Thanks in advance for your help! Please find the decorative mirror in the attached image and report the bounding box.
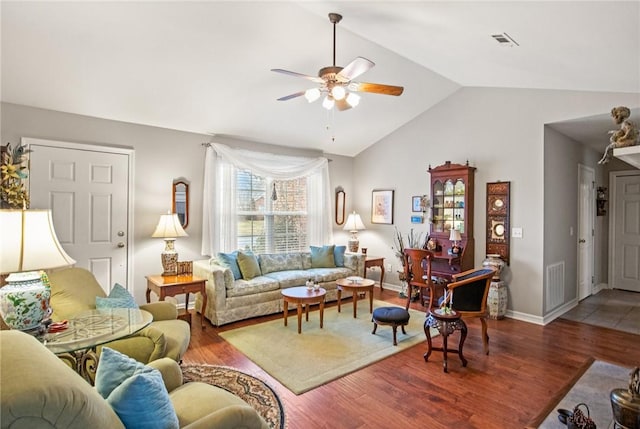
[335,187,345,225]
[173,179,189,229]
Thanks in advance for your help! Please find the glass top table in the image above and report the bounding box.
[42,308,153,383]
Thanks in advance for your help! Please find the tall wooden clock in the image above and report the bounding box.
[486,181,510,264]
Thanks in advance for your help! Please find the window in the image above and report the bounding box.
[236,170,308,253]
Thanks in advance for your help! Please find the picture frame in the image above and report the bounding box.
[412,196,422,212]
[371,189,394,224]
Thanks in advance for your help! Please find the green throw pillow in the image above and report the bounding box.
[96,283,138,309]
[237,250,262,280]
[217,251,242,280]
[310,245,336,268]
[334,245,346,267]
[96,347,179,429]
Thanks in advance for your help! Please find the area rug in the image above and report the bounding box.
[219,300,432,394]
[527,358,633,428]
[181,364,286,429]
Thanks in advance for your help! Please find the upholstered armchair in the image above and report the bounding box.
[47,267,191,363]
[0,330,269,429]
[439,267,494,355]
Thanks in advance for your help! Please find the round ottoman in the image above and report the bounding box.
[371,306,411,346]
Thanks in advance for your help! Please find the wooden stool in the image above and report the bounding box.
[372,307,410,346]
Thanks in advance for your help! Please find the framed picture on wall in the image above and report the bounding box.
[371,189,394,224]
[412,196,422,212]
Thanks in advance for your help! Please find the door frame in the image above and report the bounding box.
[23,137,135,288]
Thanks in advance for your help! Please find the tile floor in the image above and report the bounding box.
[561,288,640,335]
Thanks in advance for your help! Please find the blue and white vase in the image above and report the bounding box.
[0,271,51,331]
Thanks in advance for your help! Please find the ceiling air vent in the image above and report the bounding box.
[491,32,519,47]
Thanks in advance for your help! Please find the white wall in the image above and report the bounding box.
[1,102,352,304]
[351,87,639,320]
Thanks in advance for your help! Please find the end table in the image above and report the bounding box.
[145,274,207,329]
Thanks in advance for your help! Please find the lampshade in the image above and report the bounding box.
[0,209,76,274]
[449,229,462,242]
[343,212,365,232]
[152,213,188,239]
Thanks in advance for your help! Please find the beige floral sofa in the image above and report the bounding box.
[193,250,365,326]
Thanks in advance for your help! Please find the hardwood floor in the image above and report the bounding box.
[183,288,640,429]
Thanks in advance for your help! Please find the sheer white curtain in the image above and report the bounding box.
[201,143,333,256]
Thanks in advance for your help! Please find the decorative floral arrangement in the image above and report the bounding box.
[0,142,30,208]
[391,226,426,265]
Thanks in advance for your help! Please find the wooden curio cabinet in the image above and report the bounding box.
[429,161,476,281]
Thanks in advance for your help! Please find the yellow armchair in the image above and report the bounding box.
[47,267,190,363]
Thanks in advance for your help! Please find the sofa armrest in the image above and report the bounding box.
[193,259,231,319]
[139,301,178,320]
[344,253,366,277]
[102,325,167,363]
[182,405,269,429]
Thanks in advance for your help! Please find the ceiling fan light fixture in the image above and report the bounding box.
[331,85,346,100]
[304,88,321,103]
[322,95,335,110]
[346,92,360,107]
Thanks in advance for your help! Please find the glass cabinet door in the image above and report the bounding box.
[432,180,444,232]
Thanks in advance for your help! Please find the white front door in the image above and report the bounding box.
[577,164,595,300]
[26,138,133,292]
[611,171,640,292]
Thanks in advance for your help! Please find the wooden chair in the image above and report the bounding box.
[403,248,439,310]
[440,268,494,355]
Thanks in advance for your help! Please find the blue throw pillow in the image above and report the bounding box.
[96,283,138,309]
[334,245,346,267]
[96,348,179,429]
[217,251,242,280]
[310,245,336,268]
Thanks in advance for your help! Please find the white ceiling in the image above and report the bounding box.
[2,1,639,157]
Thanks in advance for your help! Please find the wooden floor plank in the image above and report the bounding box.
[183,288,639,429]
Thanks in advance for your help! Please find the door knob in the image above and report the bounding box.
[117,242,125,248]
[578,239,586,243]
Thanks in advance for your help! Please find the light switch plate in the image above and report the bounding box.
[512,227,523,238]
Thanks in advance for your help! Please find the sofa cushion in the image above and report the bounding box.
[262,270,310,289]
[217,251,242,280]
[259,253,304,275]
[96,347,179,429]
[305,267,354,283]
[96,283,138,309]
[237,251,262,280]
[334,245,347,267]
[227,276,281,298]
[310,245,336,268]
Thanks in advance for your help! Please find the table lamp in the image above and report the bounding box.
[449,228,462,255]
[152,212,188,276]
[0,209,76,331]
[343,211,365,253]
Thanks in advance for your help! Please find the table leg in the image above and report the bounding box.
[352,289,358,318]
[442,321,449,373]
[145,286,151,303]
[296,303,303,334]
[368,287,373,314]
[319,298,325,329]
[337,288,342,312]
[423,320,433,362]
[380,264,385,291]
[283,300,289,327]
[305,303,309,321]
[459,321,468,367]
[200,287,207,329]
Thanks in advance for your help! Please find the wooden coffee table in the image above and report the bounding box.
[281,286,326,334]
[335,278,376,318]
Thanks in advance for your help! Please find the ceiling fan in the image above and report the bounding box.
[271,13,404,111]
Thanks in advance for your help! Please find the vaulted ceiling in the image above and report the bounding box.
[2,1,639,156]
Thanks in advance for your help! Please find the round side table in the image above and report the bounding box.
[424,308,468,373]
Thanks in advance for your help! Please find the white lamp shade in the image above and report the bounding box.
[343,212,366,232]
[0,209,76,274]
[449,229,462,241]
[152,213,188,239]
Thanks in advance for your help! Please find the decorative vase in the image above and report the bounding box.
[483,254,508,320]
[0,271,51,331]
[611,367,640,429]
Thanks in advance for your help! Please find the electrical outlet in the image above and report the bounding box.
[512,227,523,238]
[387,263,393,271]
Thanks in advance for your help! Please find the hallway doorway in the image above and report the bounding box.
[561,289,640,335]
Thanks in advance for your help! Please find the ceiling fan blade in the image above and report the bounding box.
[351,82,404,96]
[271,69,324,84]
[336,57,375,81]
[277,91,306,101]
[335,98,352,111]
